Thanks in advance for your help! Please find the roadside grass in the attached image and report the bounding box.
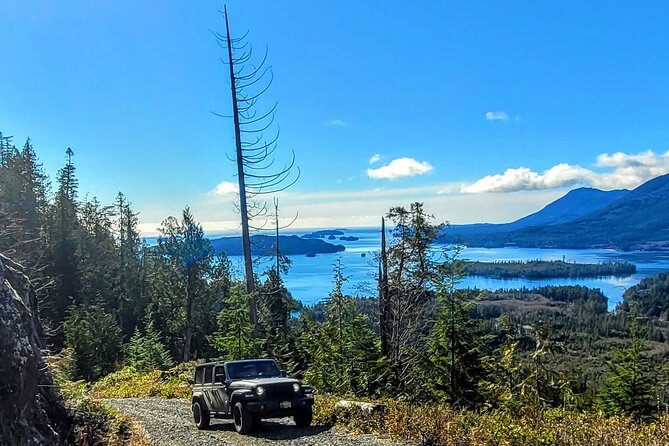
[315,399,669,446]
[92,362,195,399]
[49,352,151,446]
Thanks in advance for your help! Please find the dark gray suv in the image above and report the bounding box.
[191,359,314,434]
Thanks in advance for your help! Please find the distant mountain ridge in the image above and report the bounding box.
[440,174,669,250]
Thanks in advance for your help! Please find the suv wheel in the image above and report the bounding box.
[294,406,313,427]
[192,401,210,430]
[233,402,254,434]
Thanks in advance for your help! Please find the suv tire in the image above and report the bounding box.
[294,406,313,427]
[192,401,210,430]
[233,402,254,434]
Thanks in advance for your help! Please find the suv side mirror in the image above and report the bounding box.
[280,369,287,377]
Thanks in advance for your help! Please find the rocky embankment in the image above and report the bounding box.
[0,254,72,445]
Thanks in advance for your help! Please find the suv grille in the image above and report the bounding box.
[264,383,295,400]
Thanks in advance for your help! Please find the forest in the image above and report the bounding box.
[2,132,669,444]
[464,259,637,279]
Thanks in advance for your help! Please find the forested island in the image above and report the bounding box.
[464,259,636,279]
[209,234,345,256]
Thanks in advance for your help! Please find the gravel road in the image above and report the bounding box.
[107,398,397,446]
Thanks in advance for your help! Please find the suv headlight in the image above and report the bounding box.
[256,386,265,396]
[293,383,301,393]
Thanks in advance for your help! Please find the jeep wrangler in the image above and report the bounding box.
[191,359,314,434]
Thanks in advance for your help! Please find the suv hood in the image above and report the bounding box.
[230,377,299,387]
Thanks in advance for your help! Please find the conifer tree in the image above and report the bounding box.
[45,148,81,342]
[303,261,386,396]
[384,202,443,391]
[64,302,123,381]
[126,321,174,372]
[150,208,214,361]
[114,192,144,337]
[598,322,656,420]
[211,284,262,360]
[428,248,488,407]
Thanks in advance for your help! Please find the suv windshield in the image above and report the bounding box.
[227,360,281,379]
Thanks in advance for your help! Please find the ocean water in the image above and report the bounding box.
[149,228,669,310]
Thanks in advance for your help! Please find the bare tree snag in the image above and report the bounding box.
[215,6,299,332]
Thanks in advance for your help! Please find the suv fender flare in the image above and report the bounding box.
[230,389,254,406]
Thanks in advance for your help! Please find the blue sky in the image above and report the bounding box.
[2,1,669,234]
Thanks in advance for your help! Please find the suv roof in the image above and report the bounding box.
[195,358,277,369]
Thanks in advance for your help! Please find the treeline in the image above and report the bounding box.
[1,132,667,423]
[464,259,636,279]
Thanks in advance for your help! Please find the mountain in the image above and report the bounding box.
[209,234,345,256]
[442,187,629,241]
[511,187,630,228]
[441,174,669,250]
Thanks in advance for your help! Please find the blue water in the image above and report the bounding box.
[148,228,669,310]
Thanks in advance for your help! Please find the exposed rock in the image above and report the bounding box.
[0,254,72,445]
[335,400,385,415]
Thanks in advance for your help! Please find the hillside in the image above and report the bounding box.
[209,234,346,256]
[441,174,669,250]
[442,187,628,241]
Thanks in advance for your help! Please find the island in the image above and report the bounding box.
[209,235,345,256]
[340,236,360,241]
[301,230,345,239]
[464,260,636,279]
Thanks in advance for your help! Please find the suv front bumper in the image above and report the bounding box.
[244,396,314,418]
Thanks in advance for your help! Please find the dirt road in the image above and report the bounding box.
[107,398,396,446]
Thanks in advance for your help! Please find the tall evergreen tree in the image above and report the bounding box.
[114,192,144,337]
[149,208,214,361]
[45,148,81,342]
[211,284,263,360]
[428,248,488,407]
[598,322,656,420]
[384,202,442,391]
[303,261,386,396]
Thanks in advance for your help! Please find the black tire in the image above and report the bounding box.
[293,406,313,427]
[233,402,254,434]
[252,413,262,429]
[192,401,210,430]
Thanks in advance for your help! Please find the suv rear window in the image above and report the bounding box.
[195,367,204,384]
[204,366,213,383]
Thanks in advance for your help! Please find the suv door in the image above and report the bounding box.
[211,365,230,413]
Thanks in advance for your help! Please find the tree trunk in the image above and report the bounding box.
[224,7,258,331]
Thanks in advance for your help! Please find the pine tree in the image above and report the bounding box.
[598,323,656,420]
[78,197,117,307]
[45,148,81,343]
[303,261,387,396]
[384,202,443,392]
[64,302,123,381]
[126,321,174,372]
[428,247,489,407]
[210,284,263,360]
[150,208,214,361]
[114,192,144,337]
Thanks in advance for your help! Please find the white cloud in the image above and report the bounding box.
[212,181,239,196]
[327,119,348,127]
[486,111,509,122]
[369,153,382,164]
[462,150,669,193]
[367,157,434,180]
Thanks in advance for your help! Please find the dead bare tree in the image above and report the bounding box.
[214,6,299,331]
